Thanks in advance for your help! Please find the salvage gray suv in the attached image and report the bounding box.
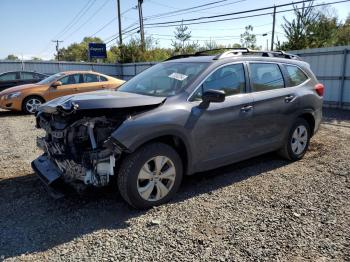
[32,49,324,209]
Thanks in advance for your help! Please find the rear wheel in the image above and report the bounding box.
[22,96,44,114]
[117,143,183,209]
[278,118,311,161]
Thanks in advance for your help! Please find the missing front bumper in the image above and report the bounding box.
[31,154,66,199]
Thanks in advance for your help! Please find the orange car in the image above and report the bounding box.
[0,71,125,113]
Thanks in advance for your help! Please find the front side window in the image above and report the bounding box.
[285,65,308,87]
[250,63,284,92]
[84,74,99,83]
[38,73,65,84]
[0,72,18,81]
[118,62,209,97]
[193,63,245,100]
[60,74,84,85]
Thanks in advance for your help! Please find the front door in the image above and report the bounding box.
[190,63,255,172]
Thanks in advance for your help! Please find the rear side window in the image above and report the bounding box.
[60,74,84,85]
[285,65,308,86]
[250,63,284,92]
[84,74,99,83]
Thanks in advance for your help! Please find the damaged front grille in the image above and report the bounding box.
[36,113,124,189]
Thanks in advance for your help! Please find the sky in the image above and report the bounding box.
[0,0,349,60]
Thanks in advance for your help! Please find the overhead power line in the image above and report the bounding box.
[104,0,349,48]
[144,0,315,26]
[53,0,94,40]
[145,0,247,21]
[57,0,97,39]
[90,7,135,37]
[144,0,236,20]
[63,0,110,41]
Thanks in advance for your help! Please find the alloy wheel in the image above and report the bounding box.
[25,98,42,113]
[291,125,308,155]
[137,156,176,202]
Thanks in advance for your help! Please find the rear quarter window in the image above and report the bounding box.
[285,65,309,87]
[99,75,108,82]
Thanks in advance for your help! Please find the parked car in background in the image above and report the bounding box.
[32,49,324,209]
[0,71,48,91]
[0,71,125,113]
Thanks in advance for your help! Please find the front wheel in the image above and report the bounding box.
[117,143,183,209]
[22,96,44,114]
[278,118,311,161]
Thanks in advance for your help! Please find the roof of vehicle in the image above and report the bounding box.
[166,55,309,67]
[59,70,107,75]
[164,48,309,67]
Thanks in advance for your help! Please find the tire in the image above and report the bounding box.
[118,142,183,209]
[278,118,311,161]
[22,96,45,114]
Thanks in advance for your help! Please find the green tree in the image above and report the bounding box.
[31,57,43,61]
[172,21,198,54]
[5,54,19,60]
[240,25,257,49]
[336,15,350,45]
[57,37,103,62]
[278,2,347,50]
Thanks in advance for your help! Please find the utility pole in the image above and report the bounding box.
[52,40,63,61]
[137,0,145,50]
[117,0,122,46]
[271,5,276,51]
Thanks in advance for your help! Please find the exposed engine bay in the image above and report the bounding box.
[36,112,124,190]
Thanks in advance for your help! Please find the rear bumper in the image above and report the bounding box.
[31,154,66,199]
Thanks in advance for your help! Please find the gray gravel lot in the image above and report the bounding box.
[0,108,349,261]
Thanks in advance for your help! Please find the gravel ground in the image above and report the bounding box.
[0,108,349,261]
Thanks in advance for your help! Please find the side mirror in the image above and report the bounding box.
[51,81,62,88]
[202,89,225,103]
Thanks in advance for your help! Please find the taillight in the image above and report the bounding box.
[315,83,324,96]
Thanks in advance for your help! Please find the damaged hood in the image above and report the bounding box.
[39,90,166,114]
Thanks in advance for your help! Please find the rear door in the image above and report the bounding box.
[77,73,105,93]
[190,63,255,171]
[48,73,83,100]
[248,62,299,150]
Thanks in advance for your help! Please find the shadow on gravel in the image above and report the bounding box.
[0,110,27,117]
[0,152,289,259]
[322,108,350,123]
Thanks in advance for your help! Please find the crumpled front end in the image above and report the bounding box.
[31,91,166,197]
[32,112,124,197]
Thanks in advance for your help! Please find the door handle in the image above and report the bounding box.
[241,105,253,112]
[284,95,295,103]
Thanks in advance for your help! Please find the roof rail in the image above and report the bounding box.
[165,48,300,61]
[194,47,249,56]
[214,49,300,60]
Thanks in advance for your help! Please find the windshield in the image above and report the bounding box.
[118,62,209,97]
[38,72,65,84]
